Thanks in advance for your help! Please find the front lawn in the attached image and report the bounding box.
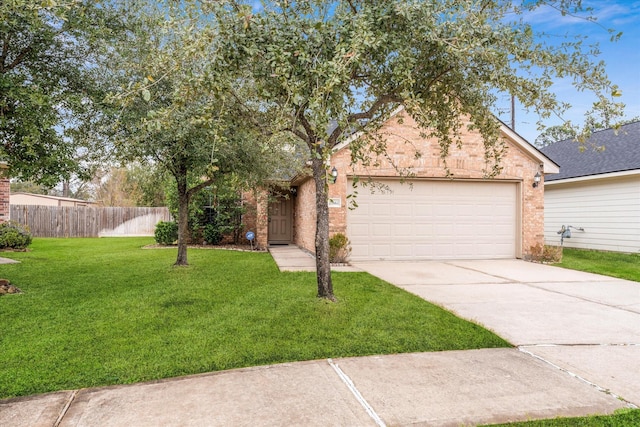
[557,248,640,282]
[0,238,509,398]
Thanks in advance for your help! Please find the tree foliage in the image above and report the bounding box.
[94,165,167,207]
[212,0,625,300]
[0,0,125,185]
[535,116,640,148]
[108,1,297,265]
[535,125,577,148]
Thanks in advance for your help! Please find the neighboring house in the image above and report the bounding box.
[540,121,640,252]
[10,192,97,207]
[246,109,559,261]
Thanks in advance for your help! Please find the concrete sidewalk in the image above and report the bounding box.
[0,349,628,427]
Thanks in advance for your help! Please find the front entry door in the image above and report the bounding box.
[268,198,293,244]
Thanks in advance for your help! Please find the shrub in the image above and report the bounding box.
[154,221,178,245]
[528,244,563,263]
[164,177,246,244]
[0,221,32,250]
[329,233,351,263]
[203,223,223,245]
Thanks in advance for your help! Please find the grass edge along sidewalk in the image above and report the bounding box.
[484,407,640,426]
[0,237,509,399]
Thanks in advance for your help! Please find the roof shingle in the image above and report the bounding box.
[540,121,640,181]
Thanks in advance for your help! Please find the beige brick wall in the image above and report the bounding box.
[294,111,545,258]
[0,178,8,223]
[292,178,317,252]
[242,189,268,249]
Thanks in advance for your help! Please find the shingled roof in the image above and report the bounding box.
[540,121,640,182]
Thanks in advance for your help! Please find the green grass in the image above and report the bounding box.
[557,248,640,282]
[0,238,509,399]
[484,408,640,426]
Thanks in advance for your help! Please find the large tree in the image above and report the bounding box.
[214,0,624,300]
[0,0,125,186]
[109,1,294,265]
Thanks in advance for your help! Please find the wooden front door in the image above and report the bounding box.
[268,198,293,244]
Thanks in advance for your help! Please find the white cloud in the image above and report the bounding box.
[522,1,640,32]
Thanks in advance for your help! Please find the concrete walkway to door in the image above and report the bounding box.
[354,259,640,408]
[269,244,361,272]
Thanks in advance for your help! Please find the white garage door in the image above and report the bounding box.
[347,179,517,261]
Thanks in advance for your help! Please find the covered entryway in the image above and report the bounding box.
[347,179,518,261]
[268,197,293,244]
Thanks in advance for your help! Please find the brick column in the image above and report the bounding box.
[0,163,9,223]
[255,189,269,250]
[241,188,269,250]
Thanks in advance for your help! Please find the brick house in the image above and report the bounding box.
[246,109,559,261]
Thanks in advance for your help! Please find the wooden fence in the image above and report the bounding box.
[10,205,172,238]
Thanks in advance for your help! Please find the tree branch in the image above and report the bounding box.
[0,33,11,73]
[324,94,403,148]
[347,93,402,123]
[326,125,344,148]
[425,66,454,91]
[347,0,358,14]
[187,177,216,198]
[287,126,309,143]
[5,45,32,72]
[227,87,277,137]
[297,111,317,149]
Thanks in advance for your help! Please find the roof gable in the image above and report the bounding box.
[334,107,559,174]
[540,121,640,181]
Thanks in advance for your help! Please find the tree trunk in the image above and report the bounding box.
[62,180,70,198]
[175,172,190,266]
[312,158,335,301]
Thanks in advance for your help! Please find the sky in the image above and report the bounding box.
[495,0,640,143]
[247,1,639,144]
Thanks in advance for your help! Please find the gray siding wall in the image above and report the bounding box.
[543,175,640,252]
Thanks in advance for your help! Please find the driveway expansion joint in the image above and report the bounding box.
[327,358,386,427]
[53,389,77,427]
[523,282,640,314]
[443,261,517,283]
[518,347,639,409]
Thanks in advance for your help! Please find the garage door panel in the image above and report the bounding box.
[414,243,434,256]
[372,224,391,237]
[394,224,412,236]
[433,243,454,257]
[347,179,517,261]
[394,203,413,215]
[393,244,413,257]
[414,204,433,215]
[457,224,476,236]
[350,223,369,237]
[371,244,391,257]
[434,224,454,236]
[413,223,433,235]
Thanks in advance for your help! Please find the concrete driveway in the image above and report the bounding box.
[354,259,640,407]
